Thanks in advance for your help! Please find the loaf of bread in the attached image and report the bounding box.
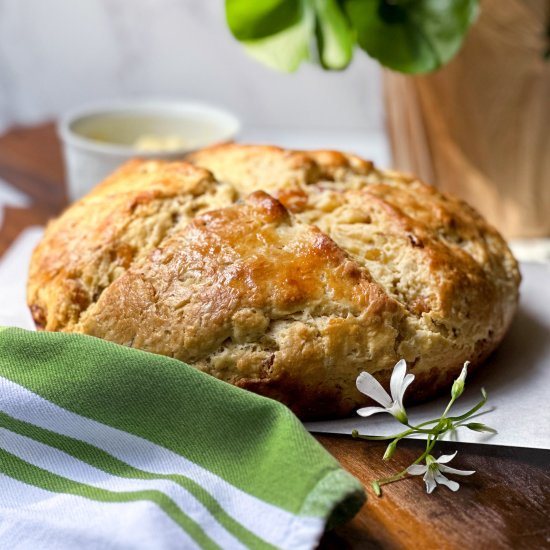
[27,145,520,419]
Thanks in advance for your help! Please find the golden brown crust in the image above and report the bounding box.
[28,160,236,331]
[27,145,521,419]
[76,192,405,418]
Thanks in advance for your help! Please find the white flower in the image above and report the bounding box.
[406,452,475,494]
[356,359,415,423]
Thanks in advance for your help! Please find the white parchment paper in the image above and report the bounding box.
[1,228,549,449]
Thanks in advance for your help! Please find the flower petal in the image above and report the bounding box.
[356,372,392,408]
[356,406,388,418]
[434,472,460,492]
[407,464,427,476]
[435,451,458,464]
[389,359,407,403]
[438,465,476,476]
[458,362,469,383]
[397,373,415,410]
[423,469,437,494]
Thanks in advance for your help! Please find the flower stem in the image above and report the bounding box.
[403,421,440,433]
[373,426,443,495]
[354,416,443,441]
[352,427,416,441]
[448,390,488,422]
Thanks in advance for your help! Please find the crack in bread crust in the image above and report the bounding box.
[27,160,236,331]
[27,146,520,419]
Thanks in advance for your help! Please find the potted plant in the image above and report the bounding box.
[225,0,550,239]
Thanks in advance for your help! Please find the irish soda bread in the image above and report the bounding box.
[27,145,520,419]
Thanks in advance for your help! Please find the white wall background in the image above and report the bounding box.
[0,0,385,134]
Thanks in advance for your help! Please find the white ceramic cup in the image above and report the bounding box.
[58,99,240,202]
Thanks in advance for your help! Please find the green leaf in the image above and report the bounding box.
[226,0,478,74]
[314,0,354,69]
[466,423,497,434]
[343,0,479,74]
[241,8,315,73]
[226,0,302,41]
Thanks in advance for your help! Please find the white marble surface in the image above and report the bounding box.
[0,0,384,134]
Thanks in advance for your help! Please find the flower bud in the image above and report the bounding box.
[451,361,469,400]
[383,440,398,461]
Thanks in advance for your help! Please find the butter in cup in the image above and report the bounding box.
[58,100,240,202]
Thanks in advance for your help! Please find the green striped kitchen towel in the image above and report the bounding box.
[0,327,364,549]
